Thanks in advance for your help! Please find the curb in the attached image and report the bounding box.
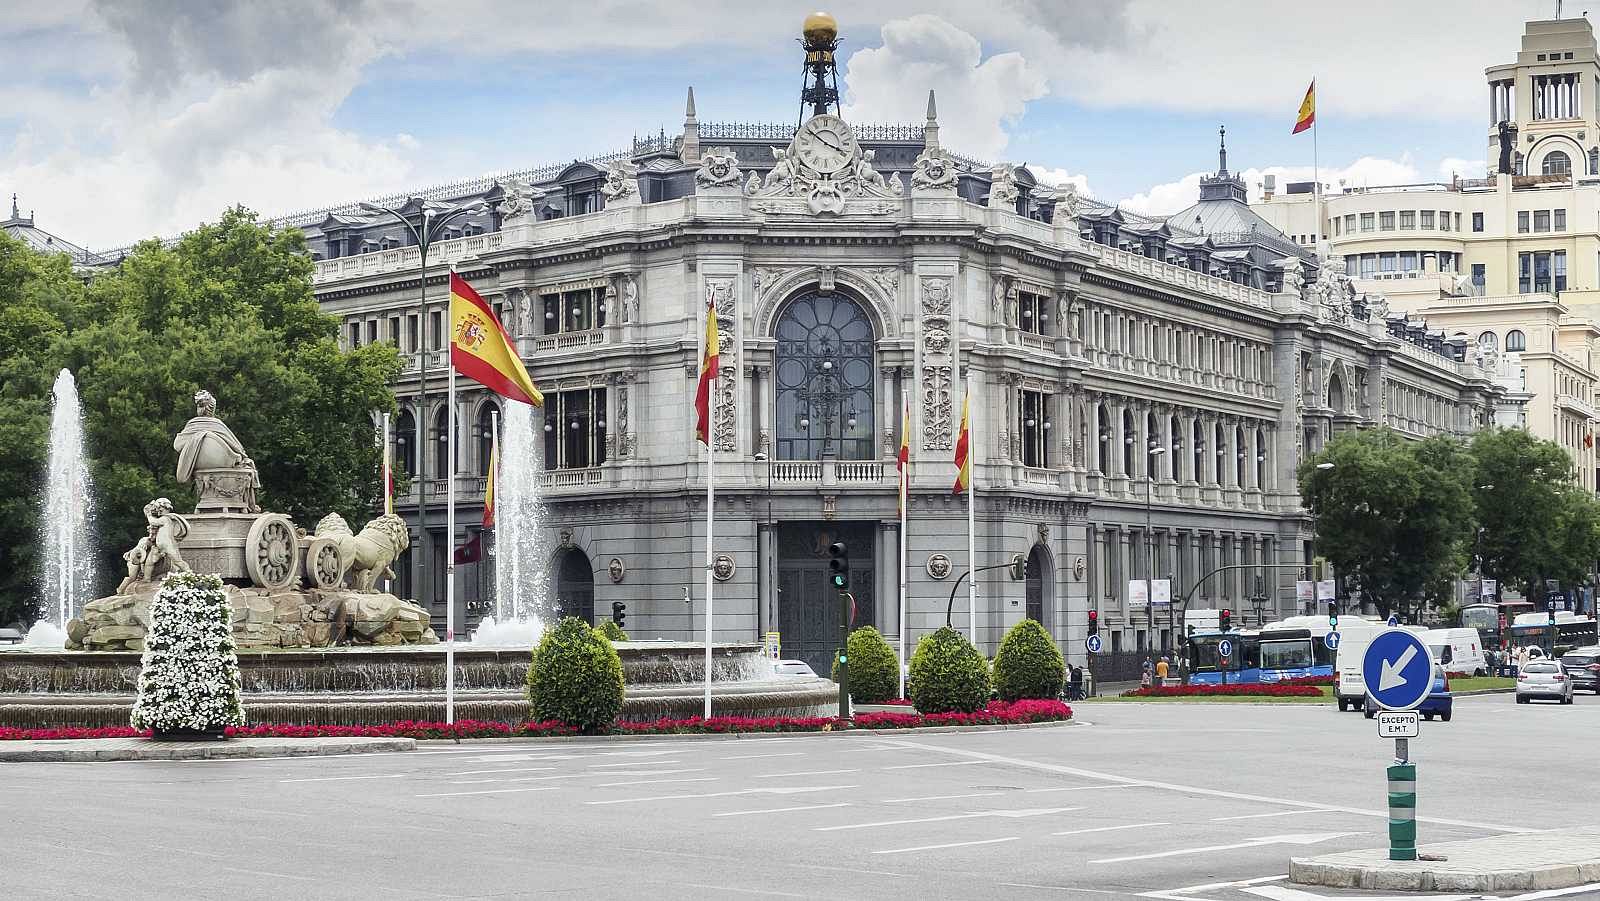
[1451,687,1515,697]
[0,736,415,762]
[1290,856,1600,892]
[414,718,1078,744]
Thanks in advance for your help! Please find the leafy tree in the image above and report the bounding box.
[993,618,1066,701]
[1300,429,1474,619]
[527,617,625,732]
[1469,428,1600,600]
[0,209,401,622]
[908,626,990,713]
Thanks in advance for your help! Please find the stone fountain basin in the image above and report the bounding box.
[0,642,838,728]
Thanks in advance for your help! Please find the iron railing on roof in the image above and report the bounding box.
[699,122,796,140]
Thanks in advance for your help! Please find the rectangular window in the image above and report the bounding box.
[366,320,378,345]
[1360,213,1375,232]
[1359,254,1377,277]
[1421,210,1435,229]
[1472,212,1484,232]
[406,314,419,352]
[1471,263,1486,288]
[388,316,401,345]
[1455,213,1461,231]
[1019,390,1050,468]
[1518,211,1530,233]
[429,310,443,350]
[1018,290,1050,336]
[542,387,608,470]
[1399,210,1416,229]
[1555,250,1568,291]
[1399,251,1419,271]
[1379,252,1398,272]
[1534,209,1551,232]
[1555,208,1566,231]
[1344,254,1359,274]
[1344,214,1356,234]
[1518,253,1530,292]
[348,322,361,348]
[1379,211,1396,230]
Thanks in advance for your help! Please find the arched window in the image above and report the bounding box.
[774,292,876,460]
[1327,371,1345,413]
[1478,331,1499,352]
[1234,425,1246,486]
[1213,422,1226,486]
[1024,546,1049,624]
[431,408,450,478]
[553,547,595,623]
[1096,406,1111,475]
[1146,411,1161,478]
[1506,329,1527,352]
[1542,150,1572,176]
[476,402,500,475]
[1255,428,1267,488]
[1168,414,1182,479]
[395,410,417,478]
[1191,419,1204,483]
[1122,408,1138,477]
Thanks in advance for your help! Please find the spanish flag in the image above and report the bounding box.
[952,387,971,495]
[694,289,719,446]
[450,272,543,407]
[1292,79,1316,135]
[482,439,497,529]
[897,393,911,515]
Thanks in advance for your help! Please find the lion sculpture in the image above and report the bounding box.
[314,512,410,593]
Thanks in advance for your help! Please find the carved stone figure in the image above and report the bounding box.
[314,512,411,593]
[695,147,743,188]
[1497,120,1518,175]
[1053,183,1080,223]
[987,164,1020,208]
[1277,257,1306,297]
[494,178,544,223]
[621,275,639,322]
[600,160,640,205]
[750,117,901,216]
[853,148,887,191]
[765,147,797,190]
[888,171,905,195]
[921,277,952,317]
[744,172,762,195]
[174,390,261,513]
[122,498,190,588]
[911,146,957,191]
[924,326,951,354]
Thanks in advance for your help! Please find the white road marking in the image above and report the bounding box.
[1052,822,1169,837]
[1506,884,1600,900]
[839,745,920,753]
[817,807,1081,832]
[1025,784,1139,795]
[879,739,1534,834]
[442,767,557,777]
[276,773,405,784]
[713,803,852,818]
[594,749,689,758]
[719,752,805,760]
[1244,886,1474,901]
[588,760,682,768]
[678,882,809,898]
[447,774,590,785]
[872,836,1019,855]
[1211,809,1339,822]
[882,791,1005,803]
[753,769,859,778]
[587,784,859,805]
[1091,832,1358,865]
[883,760,990,770]
[415,786,559,798]
[578,768,705,777]
[595,777,719,787]
[1138,874,1287,900]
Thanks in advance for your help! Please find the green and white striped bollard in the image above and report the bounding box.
[1387,750,1417,861]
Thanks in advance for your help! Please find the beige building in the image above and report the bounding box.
[1254,16,1600,488]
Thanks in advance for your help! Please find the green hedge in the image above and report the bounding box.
[830,626,899,704]
[993,618,1064,701]
[908,626,990,713]
[598,620,630,643]
[526,617,624,732]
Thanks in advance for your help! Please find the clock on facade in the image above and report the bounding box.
[793,114,857,175]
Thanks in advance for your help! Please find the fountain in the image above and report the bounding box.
[472,401,551,648]
[26,370,95,648]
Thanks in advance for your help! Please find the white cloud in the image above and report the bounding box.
[1030,167,1096,199]
[1121,155,1441,217]
[1439,157,1487,180]
[842,15,1047,161]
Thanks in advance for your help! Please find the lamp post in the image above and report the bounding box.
[794,339,856,459]
[359,198,486,615]
[1146,439,1167,652]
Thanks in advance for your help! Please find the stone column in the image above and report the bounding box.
[876,520,898,634]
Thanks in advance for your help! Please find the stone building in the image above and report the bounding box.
[291,25,1508,672]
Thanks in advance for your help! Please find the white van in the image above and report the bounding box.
[1424,628,1487,677]
[1330,618,1386,711]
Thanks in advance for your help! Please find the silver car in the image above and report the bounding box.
[1516,660,1575,704]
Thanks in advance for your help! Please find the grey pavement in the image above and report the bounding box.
[0,735,414,762]
[3,692,1599,900]
[1292,828,1600,892]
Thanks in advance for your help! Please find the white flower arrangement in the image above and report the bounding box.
[130,571,246,734]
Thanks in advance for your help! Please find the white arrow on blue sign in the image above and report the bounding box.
[1085,634,1103,654]
[1218,638,1234,659]
[1361,629,1434,712]
[1323,631,1341,650]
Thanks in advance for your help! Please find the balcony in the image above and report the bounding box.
[1557,392,1598,420]
[768,459,889,486]
[528,330,606,354]
[1095,246,1274,311]
[537,467,605,489]
[313,233,503,285]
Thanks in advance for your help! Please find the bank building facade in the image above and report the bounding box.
[296,18,1508,674]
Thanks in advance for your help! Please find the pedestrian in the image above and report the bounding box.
[1156,656,1170,685]
[1141,656,1154,689]
[1068,665,1083,701]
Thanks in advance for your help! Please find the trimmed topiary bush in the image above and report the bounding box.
[599,620,630,643]
[993,618,1065,701]
[908,626,990,713]
[130,571,245,737]
[527,617,624,732]
[829,626,899,704]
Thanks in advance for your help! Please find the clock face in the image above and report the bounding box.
[794,114,857,175]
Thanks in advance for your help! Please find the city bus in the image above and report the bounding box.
[1507,612,1598,654]
[1184,629,1258,684]
[1458,602,1502,649]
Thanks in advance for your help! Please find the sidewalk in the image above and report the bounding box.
[0,736,414,762]
[1290,828,1600,892]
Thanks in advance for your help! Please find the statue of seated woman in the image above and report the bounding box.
[173,389,262,513]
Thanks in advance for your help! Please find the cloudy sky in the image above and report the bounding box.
[0,0,1564,249]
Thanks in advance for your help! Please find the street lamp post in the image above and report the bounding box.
[359,198,485,616]
[1145,439,1167,653]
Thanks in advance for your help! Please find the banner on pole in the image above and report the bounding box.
[1151,579,1171,605]
[1315,579,1336,602]
[1296,580,1315,604]
[1128,580,1150,607]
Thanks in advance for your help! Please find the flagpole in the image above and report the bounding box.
[1313,85,1322,245]
[445,267,458,726]
[966,385,977,645]
[703,329,716,722]
[898,393,909,700]
[490,407,500,622]
[381,411,392,594]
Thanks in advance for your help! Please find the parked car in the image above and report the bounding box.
[1365,664,1453,721]
[1516,660,1575,704]
[772,659,817,678]
[0,628,23,645]
[1559,647,1600,695]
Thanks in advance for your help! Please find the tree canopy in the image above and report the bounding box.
[1469,428,1600,599]
[0,208,400,626]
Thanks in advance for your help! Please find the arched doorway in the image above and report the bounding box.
[1024,545,1051,626]
[774,291,876,460]
[553,548,594,623]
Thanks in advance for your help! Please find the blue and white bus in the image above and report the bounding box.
[1187,615,1380,685]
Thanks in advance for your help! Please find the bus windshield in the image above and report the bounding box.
[1259,639,1314,671]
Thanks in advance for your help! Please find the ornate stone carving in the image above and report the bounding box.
[494,178,544,224]
[922,365,953,450]
[987,164,1020,209]
[608,558,625,584]
[175,390,261,514]
[123,498,190,588]
[608,274,639,323]
[694,147,743,188]
[911,146,958,192]
[1277,257,1306,296]
[748,118,901,216]
[926,553,953,580]
[744,172,762,195]
[921,277,952,319]
[924,326,951,355]
[600,160,640,206]
[859,266,899,298]
[712,554,736,581]
[1053,182,1080,224]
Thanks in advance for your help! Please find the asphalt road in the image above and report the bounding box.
[4,692,1599,901]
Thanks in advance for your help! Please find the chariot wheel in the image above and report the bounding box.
[246,513,300,590]
[304,536,344,589]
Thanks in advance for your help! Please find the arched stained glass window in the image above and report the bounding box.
[774,293,876,460]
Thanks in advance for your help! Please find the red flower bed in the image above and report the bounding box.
[1123,683,1323,698]
[1275,675,1335,686]
[0,701,1072,741]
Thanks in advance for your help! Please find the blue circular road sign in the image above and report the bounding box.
[1323,631,1341,650]
[1218,638,1234,659]
[1362,629,1434,711]
[1387,614,1399,627]
[1085,634,1103,654]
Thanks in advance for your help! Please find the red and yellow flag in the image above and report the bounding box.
[482,439,497,529]
[450,272,543,406]
[897,393,911,515]
[1291,79,1316,134]
[952,388,971,495]
[694,289,720,446]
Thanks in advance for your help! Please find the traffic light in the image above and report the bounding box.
[611,601,626,628]
[1548,599,1558,625]
[1219,608,1232,632]
[1087,609,1099,636]
[828,541,849,590]
[1008,553,1026,580]
[1327,599,1339,630]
